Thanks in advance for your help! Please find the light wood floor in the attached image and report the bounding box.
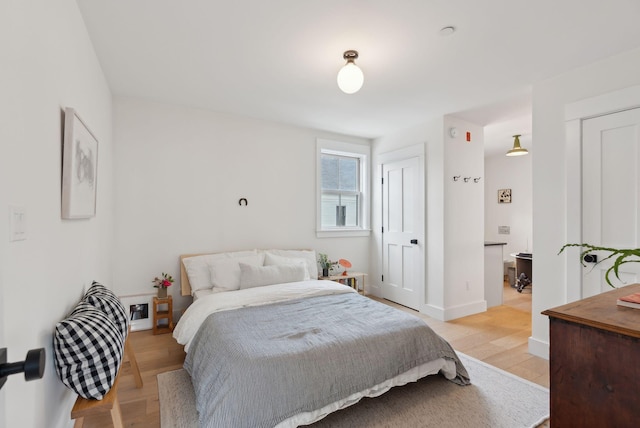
[80,282,548,427]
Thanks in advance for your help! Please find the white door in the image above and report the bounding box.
[582,107,640,297]
[382,156,424,309]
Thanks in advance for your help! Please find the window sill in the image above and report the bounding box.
[316,229,371,238]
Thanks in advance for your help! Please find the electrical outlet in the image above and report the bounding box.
[9,205,27,241]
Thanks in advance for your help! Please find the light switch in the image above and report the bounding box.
[9,205,27,241]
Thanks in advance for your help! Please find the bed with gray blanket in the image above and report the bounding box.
[174,280,469,428]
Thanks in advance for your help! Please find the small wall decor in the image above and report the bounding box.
[62,107,98,219]
[498,188,512,204]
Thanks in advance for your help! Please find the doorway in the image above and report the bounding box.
[565,85,640,301]
[581,107,640,297]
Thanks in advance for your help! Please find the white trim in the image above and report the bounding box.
[564,119,582,303]
[565,85,640,121]
[421,300,487,322]
[564,85,640,302]
[528,336,549,360]
[378,143,425,164]
[316,139,371,237]
[316,229,371,238]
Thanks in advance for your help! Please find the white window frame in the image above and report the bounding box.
[316,139,371,238]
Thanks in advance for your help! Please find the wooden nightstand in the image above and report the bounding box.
[152,296,174,335]
[320,272,367,296]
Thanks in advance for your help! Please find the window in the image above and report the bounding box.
[317,139,370,237]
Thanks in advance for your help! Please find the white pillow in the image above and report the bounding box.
[265,249,318,279]
[182,253,228,292]
[209,254,264,292]
[182,250,260,294]
[264,253,311,280]
[239,263,307,289]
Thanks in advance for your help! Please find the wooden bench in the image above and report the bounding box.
[71,333,143,428]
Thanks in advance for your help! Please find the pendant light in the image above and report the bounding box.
[337,50,364,94]
[506,134,528,156]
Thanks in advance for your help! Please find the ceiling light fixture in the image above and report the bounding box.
[506,134,529,156]
[337,50,364,94]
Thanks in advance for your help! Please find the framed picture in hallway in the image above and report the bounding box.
[62,107,98,219]
[498,188,511,204]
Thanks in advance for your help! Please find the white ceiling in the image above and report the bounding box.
[76,0,640,155]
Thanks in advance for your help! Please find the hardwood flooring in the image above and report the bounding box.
[80,282,548,427]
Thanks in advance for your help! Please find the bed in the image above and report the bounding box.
[173,249,470,428]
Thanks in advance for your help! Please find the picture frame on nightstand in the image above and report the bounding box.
[119,293,155,331]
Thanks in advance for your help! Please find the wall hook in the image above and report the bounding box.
[453,175,461,182]
[473,177,481,183]
[463,177,471,182]
[238,198,248,206]
[0,347,45,390]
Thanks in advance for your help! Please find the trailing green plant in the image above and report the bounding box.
[558,243,640,287]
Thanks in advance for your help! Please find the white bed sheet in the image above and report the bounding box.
[192,288,213,301]
[174,280,458,427]
[276,357,456,427]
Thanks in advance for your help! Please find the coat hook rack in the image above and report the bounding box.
[463,177,471,182]
[473,177,481,183]
[0,348,46,390]
[453,175,461,181]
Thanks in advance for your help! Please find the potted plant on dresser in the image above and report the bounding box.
[559,243,640,287]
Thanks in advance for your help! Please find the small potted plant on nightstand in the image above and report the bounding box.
[152,272,174,298]
[318,253,337,278]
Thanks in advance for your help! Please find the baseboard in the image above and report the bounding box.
[421,300,487,321]
[420,304,445,321]
[528,336,549,360]
[443,300,487,321]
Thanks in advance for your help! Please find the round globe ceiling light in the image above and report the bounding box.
[337,50,364,94]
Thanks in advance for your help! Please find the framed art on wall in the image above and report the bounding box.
[498,188,512,204]
[62,107,98,219]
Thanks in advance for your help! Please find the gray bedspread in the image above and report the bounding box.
[184,292,470,428]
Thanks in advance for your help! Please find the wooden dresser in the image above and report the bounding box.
[542,283,640,427]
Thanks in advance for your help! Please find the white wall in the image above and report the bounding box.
[372,115,485,321]
[0,1,113,427]
[112,97,372,311]
[530,47,640,358]
[484,152,533,260]
[442,116,485,319]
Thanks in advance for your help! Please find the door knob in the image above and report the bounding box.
[410,239,418,244]
[0,347,46,390]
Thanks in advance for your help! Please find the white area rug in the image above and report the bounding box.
[158,353,549,428]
